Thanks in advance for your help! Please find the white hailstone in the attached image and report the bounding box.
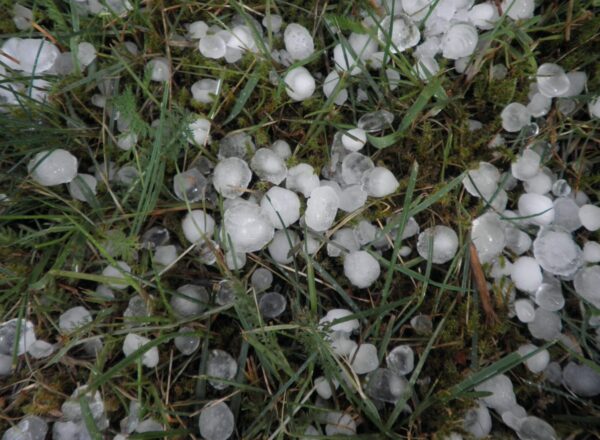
[182,210,215,244]
[463,162,500,199]
[332,43,361,75]
[527,93,552,117]
[27,339,54,359]
[386,68,401,90]
[13,4,33,30]
[153,245,178,267]
[514,299,535,323]
[251,268,273,292]
[501,0,535,20]
[323,70,348,105]
[315,376,339,399]
[559,71,587,97]
[212,157,252,199]
[27,149,78,186]
[188,118,211,146]
[76,42,97,68]
[350,343,379,374]
[416,226,459,264]
[415,37,441,59]
[136,419,164,433]
[589,96,600,118]
[199,35,227,59]
[116,131,138,151]
[260,186,300,229]
[284,67,316,101]
[361,167,399,197]
[468,2,499,29]
[386,345,414,376]
[0,354,11,376]
[271,139,292,159]
[341,152,374,185]
[327,229,360,258]
[441,23,478,60]
[284,23,314,61]
[59,306,92,333]
[401,0,431,20]
[349,32,378,61]
[343,251,380,288]
[583,241,600,263]
[207,349,238,390]
[325,412,357,436]
[3,415,48,440]
[527,308,562,340]
[303,232,321,255]
[251,148,287,184]
[286,164,320,197]
[330,333,358,357]
[377,14,421,52]
[147,57,170,82]
[471,213,506,264]
[305,186,339,232]
[225,250,246,270]
[533,226,583,277]
[573,190,590,207]
[535,278,565,312]
[68,174,98,202]
[518,193,555,226]
[1,38,60,73]
[191,79,219,103]
[414,56,440,80]
[341,128,367,152]
[511,149,541,180]
[463,404,492,439]
[218,132,255,159]
[199,401,235,440]
[501,102,531,132]
[338,185,368,212]
[188,21,209,39]
[517,417,558,440]
[354,220,377,246]
[536,63,570,98]
[123,333,159,368]
[523,169,553,194]
[562,362,600,397]
[262,14,283,33]
[101,261,132,289]
[475,374,517,413]
[227,25,256,52]
[574,265,600,309]
[320,309,359,334]
[268,230,299,264]
[579,204,600,231]
[511,256,542,293]
[0,319,36,356]
[224,201,274,253]
[517,343,550,373]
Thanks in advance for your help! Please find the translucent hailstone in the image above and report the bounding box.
[535,280,565,312]
[463,404,492,439]
[344,251,380,288]
[589,97,600,118]
[341,152,374,185]
[468,3,500,29]
[358,110,395,133]
[415,56,440,80]
[174,327,199,355]
[173,168,208,203]
[286,164,320,197]
[377,14,421,53]
[338,185,368,212]
[329,333,358,357]
[464,162,500,199]
[441,23,478,60]
[517,416,558,440]
[199,35,227,59]
[341,128,367,152]
[262,14,283,33]
[224,201,275,253]
[527,308,561,341]
[212,157,252,199]
[284,23,314,61]
[172,284,209,317]
[182,210,215,244]
[101,261,131,289]
[386,345,414,376]
[251,268,273,292]
[514,299,535,323]
[533,226,582,277]
[116,165,139,185]
[325,228,359,258]
[476,374,518,414]
[365,368,408,403]
[122,333,159,368]
[28,149,78,186]
[501,103,531,132]
[147,57,170,82]
[188,21,208,39]
[226,250,246,271]
[268,230,299,264]
[1,38,60,73]
[583,241,600,263]
[511,256,542,293]
[67,174,98,202]
[536,63,570,98]
[553,197,581,232]
[350,343,379,374]
[260,187,300,229]
[518,193,555,226]
[574,266,600,309]
[123,295,149,321]
[579,204,600,231]
[207,349,237,390]
[325,412,357,436]
[58,306,92,333]
[284,67,316,101]
[199,402,234,440]
[218,132,255,160]
[471,212,506,264]
[2,415,48,440]
[191,79,219,103]
[12,4,33,30]
[227,25,257,52]
[562,362,600,397]
[517,343,550,373]
[188,118,211,146]
[315,376,339,399]
[523,169,553,195]
[258,292,287,319]
[501,0,535,20]
[416,226,459,264]
[527,93,552,117]
[271,139,292,160]
[250,148,287,184]
[319,309,359,334]
[361,167,399,197]
[305,186,339,232]
[0,319,36,356]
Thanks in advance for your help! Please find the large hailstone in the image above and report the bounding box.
[28,149,78,186]
[191,79,219,103]
[574,265,600,309]
[377,15,421,53]
[260,186,300,229]
[511,256,542,293]
[323,70,348,105]
[182,210,216,244]
[471,212,506,264]
[250,148,287,184]
[284,67,316,101]
[305,186,339,232]
[199,402,235,440]
[101,261,132,289]
[284,23,314,61]
[416,226,459,264]
[223,201,274,253]
[122,333,159,368]
[532,226,582,277]
[333,43,361,75]
[1,38,60,73]
[518,193,555,226]
[361,166,399,197]
[441,24,478,60]
[344,251,381,288]
[501,0,535,20]
[536,63,570,98]
[501,102,531,132]
[212,157,252,199]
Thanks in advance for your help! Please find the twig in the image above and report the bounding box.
[469,242,498,325]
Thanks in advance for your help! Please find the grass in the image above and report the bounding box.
[1,0,600,438]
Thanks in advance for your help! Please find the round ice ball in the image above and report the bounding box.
[343,250,380,288]
[284,23,314,61]
[501,102,531,132]
[223,201,274,253]
[260,186,301,229]
[441,23,478,60]
[305,186,339,232]
[377,14,420,53]
[28,149,78,186]
[284,67,316,101]
[501,0,535,20]
[212,157,252,199]
[199,35,227,59]
[182,210,216,244]
[511,256,542,293]
[101,261,132,289]
[518,193,555,226]
[536,63,570,98]
[191,79,219,104]
[416,226,459,264]
[578,204,600,232]
[341,128,367,152]
[68,173,98,202]
[198,401,234,440]
[361,166,399,197]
